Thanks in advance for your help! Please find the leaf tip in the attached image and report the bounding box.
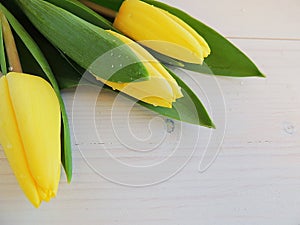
[259,72,266,78]
[210,122,216,129]
[200,118,216,129]
[205,122,216,129]
[67,174,72,183]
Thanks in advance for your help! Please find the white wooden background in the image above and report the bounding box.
[1,0,300,224]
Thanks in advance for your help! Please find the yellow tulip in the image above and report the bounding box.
[0,72,61,207]
[113,0,211,64]
[97,30,183,108]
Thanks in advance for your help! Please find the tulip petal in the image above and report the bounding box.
[159,9,211,58]
[113,0,206,64]
[6,72,61,200]
[0,75,41,207]
[99,31,183,108]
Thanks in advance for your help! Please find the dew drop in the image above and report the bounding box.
[111,65,115,68]
[110,52,114,56]
[119,64,123,67]
[8,66,13,72]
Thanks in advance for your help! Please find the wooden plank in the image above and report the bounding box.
[0,38,299,224]
[162,0,300,39]
[0,0,300,224]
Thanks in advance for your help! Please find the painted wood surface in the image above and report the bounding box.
[0,0,300,224]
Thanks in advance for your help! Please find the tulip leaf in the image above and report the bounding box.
[39,0,118,35]
[4,0,93,87]
[0,16,7,75]
[43,0,115,30]
[87,0,124,12]
[0,3,73,182]
[16,0,149,83]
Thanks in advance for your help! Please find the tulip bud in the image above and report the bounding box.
[97,31,183,108]
[113,0,211,64]
[0,72,61,207]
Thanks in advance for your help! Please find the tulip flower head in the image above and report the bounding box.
[97,31,183,108]
[0,72,61,207]
[113,0,211,64]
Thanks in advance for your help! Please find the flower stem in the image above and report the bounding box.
[78,0,117,18]
[0,13,7,76]
[1,13,22,73]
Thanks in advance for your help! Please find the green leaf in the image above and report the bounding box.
[0,14,7,75]
[141,0,265,77]
[16,35,85,89]
[44,0,115,30]
[0,3,73,182]
[16,0,149,83]
[87,0,124,12]
[3,0,94,87]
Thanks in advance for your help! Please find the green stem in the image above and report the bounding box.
[0,12,7,75]
[78,0,117,18]
[1,13,22,73]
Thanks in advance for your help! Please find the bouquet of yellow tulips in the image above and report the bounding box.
[0,0,263,207]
